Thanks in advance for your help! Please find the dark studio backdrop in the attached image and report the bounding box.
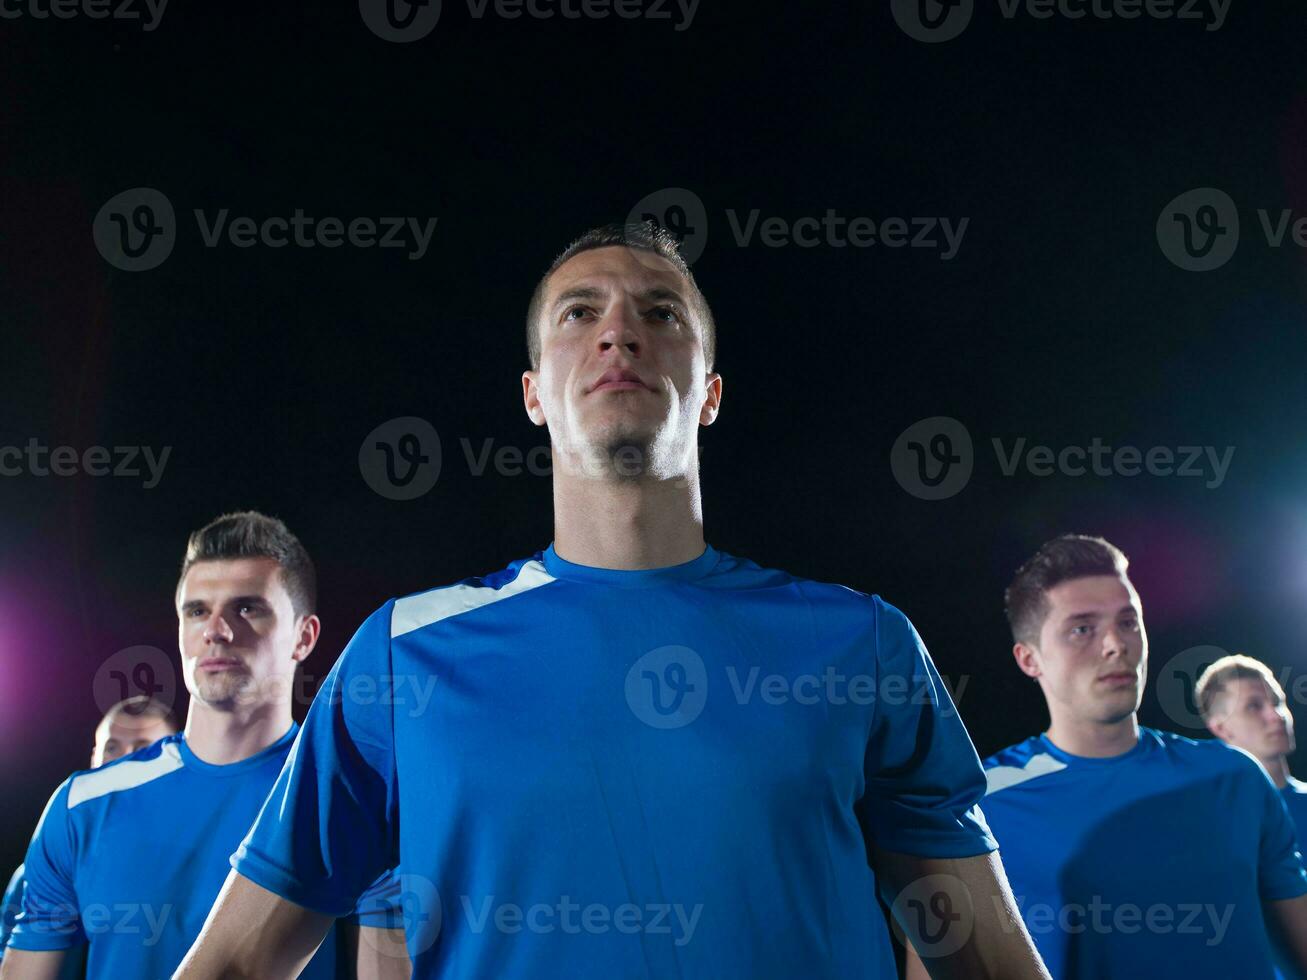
[3,0,1307,948]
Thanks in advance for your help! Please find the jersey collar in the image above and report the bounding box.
[542,543,720,588]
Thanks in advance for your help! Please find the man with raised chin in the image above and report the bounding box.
[176,224,1049,979]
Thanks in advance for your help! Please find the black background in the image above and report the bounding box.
[3,0,1307,950]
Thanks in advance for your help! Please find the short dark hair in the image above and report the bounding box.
[1004,534,1130,646]
[524,221,716,372]
[176,511,317,617]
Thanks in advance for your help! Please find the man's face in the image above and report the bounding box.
[176,557,317,711]
[522,246,721,479]
[1208,676,1295,764]
[91,713,175,768]
[1017,574,1147,727]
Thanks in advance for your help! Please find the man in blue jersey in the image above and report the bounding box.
[176,223,1050,978]
[0,696,177,976]
[0,512,402,980]
[1198,653,1307,979]
[1198,654,1307,833]
[909,534,1307,977]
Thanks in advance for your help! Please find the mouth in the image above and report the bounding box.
[588,368,651,394]
[198,658,244,672]
[1096,672,1136,687]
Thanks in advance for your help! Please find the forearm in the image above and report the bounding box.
[0,948,68,980]
[874,847,1051,980]
[173,871,333,979]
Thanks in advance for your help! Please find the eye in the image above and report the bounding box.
[563,306,593,323]
[1120,619,1140,633]
[1069,624,1092,637]
[645,305,680,323]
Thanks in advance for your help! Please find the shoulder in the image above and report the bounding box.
[1141,728,1279,795]
[981,736,1065,797]
[389,552,557,640]
[63,734,185,813]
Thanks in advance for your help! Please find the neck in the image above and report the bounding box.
[183,698,293,766]
[1260,753,1291,789]
[551,457,706,570]
[1045,711,1140,759]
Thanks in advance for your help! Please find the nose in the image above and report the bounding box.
[1100,624,1129,658]
[596,302,642,358]
[203,612,234,644]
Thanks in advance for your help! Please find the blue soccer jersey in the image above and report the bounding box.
[980,728,1307,977]
[1283,777,1307,845]
[8,724,377,978]
[233,544,996,978]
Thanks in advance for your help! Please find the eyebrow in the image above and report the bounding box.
[1063,606,1139,622]
[550,285,689,316]
[180,594,269,612]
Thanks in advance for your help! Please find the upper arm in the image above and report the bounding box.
[0,948,68,980]
[231,603,400,915]
[859,600,996,858]
[173,870,333,979]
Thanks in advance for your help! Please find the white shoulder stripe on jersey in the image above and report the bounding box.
[67,741,185,810]
[391,560,556,639]
[985,752,1068,796]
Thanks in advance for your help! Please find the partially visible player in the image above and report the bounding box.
[0,697,177,973]
[905,534,1307,978]
[1199,653,1307,980]
[0,511,401,979]
[1198,654,1307,830]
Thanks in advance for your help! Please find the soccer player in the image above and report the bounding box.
[1198,653,1307,979]
[175,223,1050,978]
[908,534,1307,977]
[1198,654,1307,832]
[0,512,400,979]
[0,696,177,975]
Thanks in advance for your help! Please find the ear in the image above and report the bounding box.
[1013,641,1041,679]
[1205,716,1229,741]
[291,614,322,664]
[522,370,547,427]
[698,373,723,426]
